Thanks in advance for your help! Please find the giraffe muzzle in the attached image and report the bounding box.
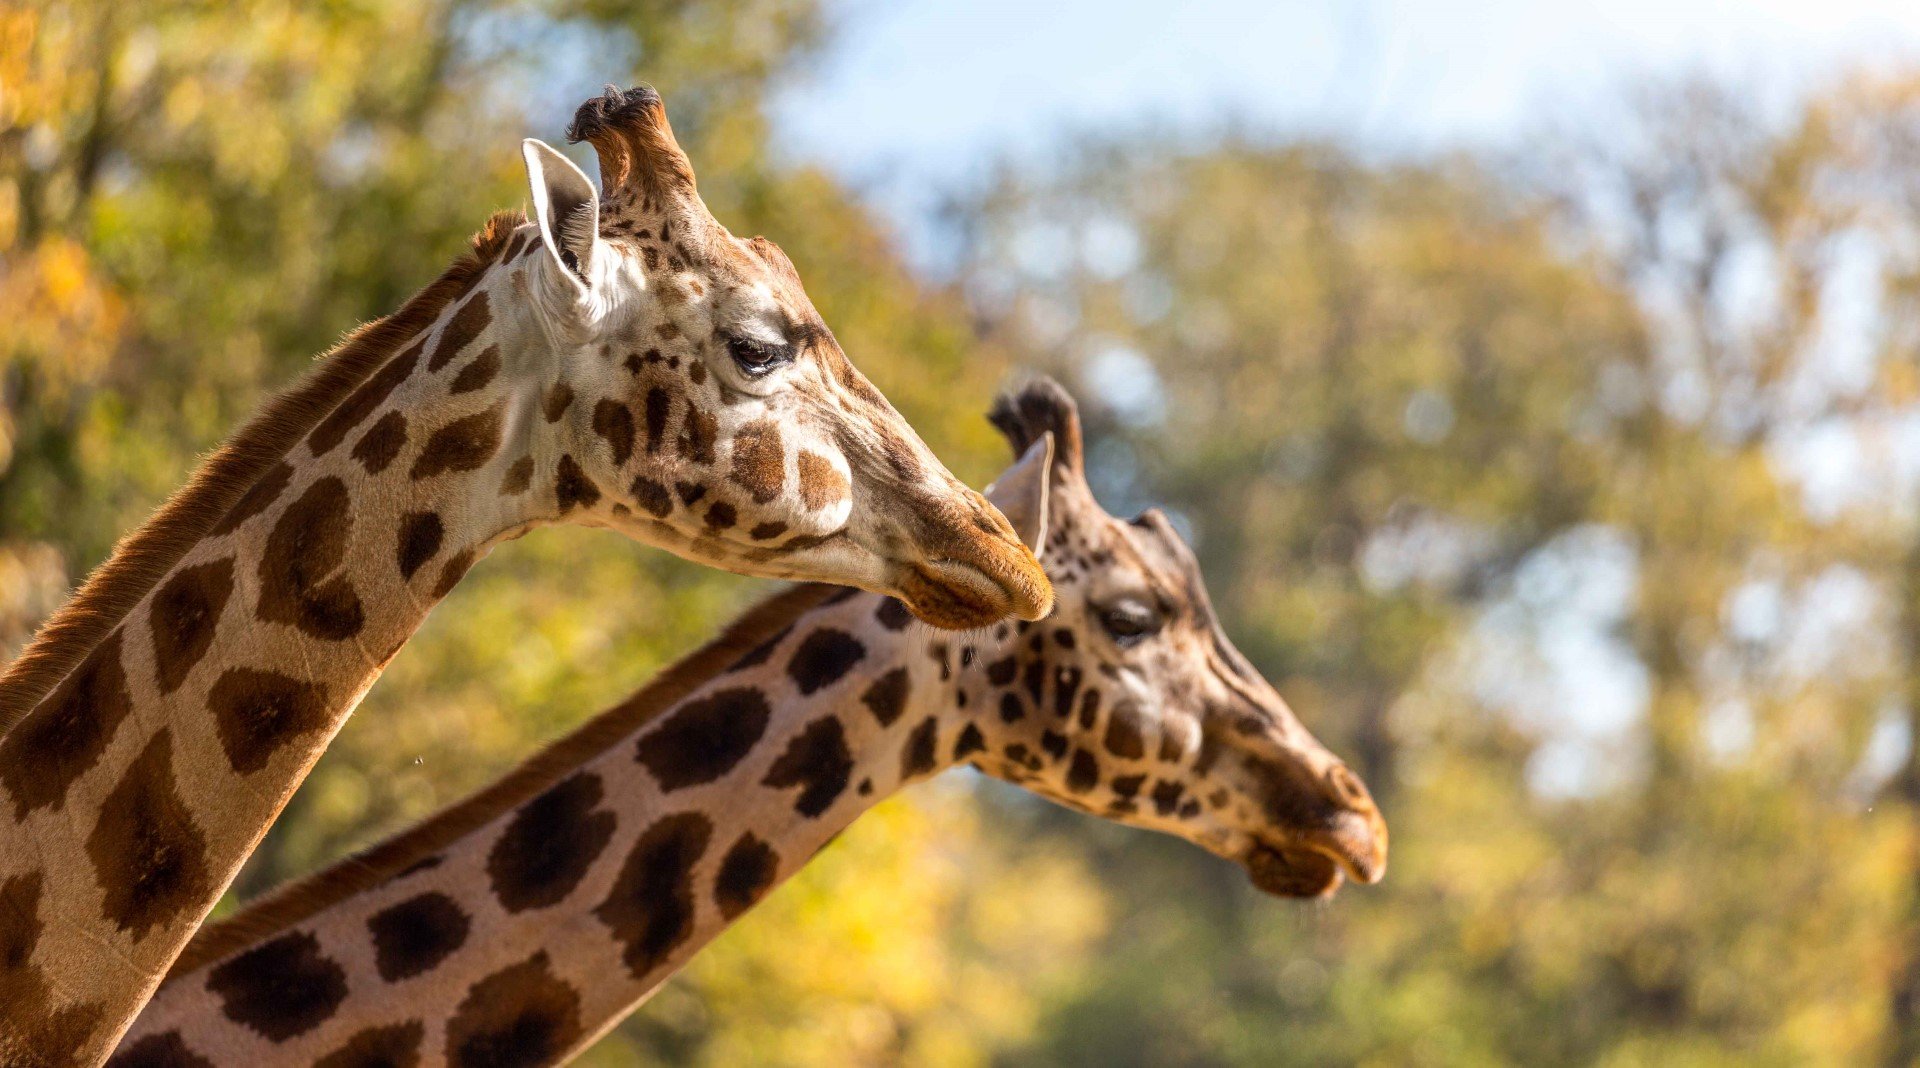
[895,551,1052,630]
[1243,806,1388,899]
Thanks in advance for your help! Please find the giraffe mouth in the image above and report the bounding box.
[1244,845,1346,898]
[1243,812,1387,899]
[896,557,1048,631]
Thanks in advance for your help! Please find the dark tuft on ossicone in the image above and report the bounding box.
[566,84,665,146]
[988,375,1083,472]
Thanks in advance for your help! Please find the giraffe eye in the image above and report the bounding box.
[1099,599,1163,647]
[724,333,793,377]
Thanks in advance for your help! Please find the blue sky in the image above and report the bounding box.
[773,0,1920,258]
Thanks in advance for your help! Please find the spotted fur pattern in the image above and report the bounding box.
[119,382,1385,1066]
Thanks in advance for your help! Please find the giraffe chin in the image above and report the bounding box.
[1244,845,1347,899]
[895,559,1020,630]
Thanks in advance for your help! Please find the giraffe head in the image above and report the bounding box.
[961,379,1387,897]
[504,85,1049,628]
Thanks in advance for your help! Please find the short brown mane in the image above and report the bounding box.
[166,580,842,980]
[0,210,527,733]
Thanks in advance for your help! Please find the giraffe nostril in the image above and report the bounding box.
[1328,765,1371,809]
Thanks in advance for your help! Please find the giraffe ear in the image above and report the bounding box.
[522,138,601,293]
[985,433,1053,553]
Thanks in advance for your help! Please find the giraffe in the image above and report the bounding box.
[0,85,1053,1066]
[114,380,1387,1067]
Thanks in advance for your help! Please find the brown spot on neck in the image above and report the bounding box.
[761,716,853,817]
[860,668,911,727]
[432,548,476,599]
[314,1021,426,1068]
[210,461,296,538]
[368,892,470,983]
[901,716,940,780]
[206,667,332,775]
[643,386,672,451]
[449,344,502,394]
[485,772,616,913]
[634,687,772,791]
[631,476,672,518]
[205,929,347,1043]
[256,476,364,641]
[542,382,574,423]
[592,399,637,467]
[149,557,236,695]
[396,512,445,581]
[594,813,712,978]
[86,729,212,943]
[308,339,426,460]
[350,411,409,475]
[500,455,535,496]
[428,291,492,372]
[786,629,866,695]
[554,454,603,512]
[445,951,582,1068]
[713,833,778,920]
[410,404,505,481]
[0,630,133,818]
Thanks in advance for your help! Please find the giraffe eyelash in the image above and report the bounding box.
[723,332,794,376]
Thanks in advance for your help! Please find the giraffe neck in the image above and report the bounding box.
[0,228,585,1065]
[117,587,982,1066]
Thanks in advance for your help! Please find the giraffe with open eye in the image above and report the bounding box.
[117,380,1385,1066]
[0,84,1050,1066]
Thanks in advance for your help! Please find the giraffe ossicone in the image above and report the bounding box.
[119,380,1386,1067]
[0,84,1049,1065]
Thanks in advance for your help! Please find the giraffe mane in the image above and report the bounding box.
[165,580,842,982]
[0,210,527,733]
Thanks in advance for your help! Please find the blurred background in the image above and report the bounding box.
[10,0,1920,1063]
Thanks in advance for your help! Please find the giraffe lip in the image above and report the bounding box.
[896,559,1014,630]
[1244,845,1345,899]
[897,556,1049,630]
[1244,815,1387,899]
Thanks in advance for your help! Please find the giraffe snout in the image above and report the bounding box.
[1225,716,1389,893]
[1266,761,1388,887]
[889,486,1053,629]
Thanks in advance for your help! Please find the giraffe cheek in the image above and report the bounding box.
[769,492,847,541]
